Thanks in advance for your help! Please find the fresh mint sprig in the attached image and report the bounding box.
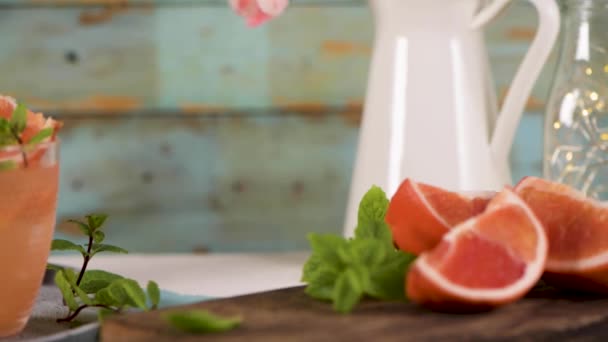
[52,214,127,286]
[50,214,159,322]
[51,214,241,334]
[301,186,416,313]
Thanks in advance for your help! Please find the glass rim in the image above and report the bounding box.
[0,139,60,153]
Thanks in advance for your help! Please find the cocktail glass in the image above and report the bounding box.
[0,141,60,337]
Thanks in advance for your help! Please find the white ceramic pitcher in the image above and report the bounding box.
[343,0,560,236]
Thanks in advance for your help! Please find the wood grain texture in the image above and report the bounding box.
[0,1,556,113]
[101,286,608,341]
[1,0,365,6]
[53,112,356,253]
[49,111,542,253]
[0,0,552,252]
[0,7,156,112]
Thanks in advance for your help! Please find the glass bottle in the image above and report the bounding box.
[544,0,608,199]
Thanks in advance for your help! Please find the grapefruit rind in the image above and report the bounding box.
[387,179,495,255]
[411,181,451,228]
[546,247,608,272]
[410,190,547,303]
[516,176,608,273]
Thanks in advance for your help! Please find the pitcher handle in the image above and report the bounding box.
[472,0,560,167]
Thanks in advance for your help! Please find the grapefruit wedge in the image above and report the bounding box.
[515,176,608,293]
[406,188,548,312]
[386,179,495,255]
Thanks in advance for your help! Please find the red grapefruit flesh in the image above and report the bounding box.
[386,179,495,255]
[515,176,608,293]
[406,188,548,312]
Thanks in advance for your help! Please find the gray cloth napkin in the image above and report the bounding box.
[2,285,98,342]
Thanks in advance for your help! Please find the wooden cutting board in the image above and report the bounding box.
[101,286,608,341]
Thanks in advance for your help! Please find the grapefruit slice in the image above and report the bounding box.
[515,176,608,293]
[386,179,495,255]
[406,188,547,312]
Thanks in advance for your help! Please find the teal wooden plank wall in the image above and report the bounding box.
[0,0,556,253]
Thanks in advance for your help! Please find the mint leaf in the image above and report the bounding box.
[351,239,387,267]
[308,233,348,270]
[61,268,77,284]
[301,254,322,282]
[61,268,92,305]
[0,137,17,148]
[304,266,339,301]
[0,118,17,148]
[97,278,147,310]
[0,118,10,131]
[107,280,130,305]
[352,264,372,294]
[0,160,17,171]
[51,239,85,255]
[147,281,161,308]
[79,270,123,294]
[10,102,27,134]
[0,138,17,147]
[91,244,128,256]
[47,264,64,272]
[93,231,105,244]
[164,310,241,334]
[332,268,363,314]
[55,270,79,311]
[86,214,108,231]
[302,233,351,302]
[97,308,115,322]
[94,287,119,307]
[119,279,148,310]
[75,284,93,305]
[74,286,93,305]
[28,127,53,144]
[367,251,416,301]
[67,219,91,236]
[335,242,354,265]
[354,185,392,245]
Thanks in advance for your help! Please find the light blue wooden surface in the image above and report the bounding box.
[0,2,555,112]
[51,111,544,253]
[53,113,357,252]
[0,0,554,253]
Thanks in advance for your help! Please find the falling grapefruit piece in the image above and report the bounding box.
[406,188,547,312]
[515,176,608,293]
[386,179,495,255]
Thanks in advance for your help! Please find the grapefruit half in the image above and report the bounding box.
[386,179,495,255]
[515,176,608,293]
[406,188,548,312]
